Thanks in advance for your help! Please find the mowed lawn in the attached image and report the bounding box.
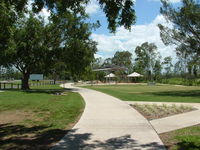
[160,124,200,150]
[85,84,200,103]
[0,85,85,150]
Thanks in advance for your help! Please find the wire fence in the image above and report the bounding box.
[0,80,65,90]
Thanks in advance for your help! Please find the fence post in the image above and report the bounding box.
[11,83,13,89]
[4,83,6,89]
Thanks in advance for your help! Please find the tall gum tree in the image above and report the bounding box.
[158,0,200,74]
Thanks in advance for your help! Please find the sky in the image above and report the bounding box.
[85,0,181,62]
[31,0,181,62]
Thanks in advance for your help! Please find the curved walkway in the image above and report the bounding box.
[52,83,165,150]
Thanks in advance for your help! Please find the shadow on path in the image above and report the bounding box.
[52,129,166,150]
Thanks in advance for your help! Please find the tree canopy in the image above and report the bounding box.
[112,51,133,70]
[1,0,136,33]
[159,0,200,74]
[0,10,97,89]
[134,42,160,76]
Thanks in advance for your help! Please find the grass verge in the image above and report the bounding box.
[159,124,200,150]
[0,84,85,150]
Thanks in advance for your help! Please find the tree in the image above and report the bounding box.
[134,42,160,80]
[112,51,133,71]
[0,11,97,89]
[153,60,162,81]
[102,58,113,67]
[158,0,200,76]
[54,12,98,79]
[162,56,173,77]
[92,57,103,69]
[0,0,136,45]
[6,14,50,89]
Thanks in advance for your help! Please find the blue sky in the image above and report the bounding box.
[88,0,161,34]
[85,0,181,61]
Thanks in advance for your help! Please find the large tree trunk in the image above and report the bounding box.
[22,72,30,90]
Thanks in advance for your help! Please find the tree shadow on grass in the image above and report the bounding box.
[176,141,200,150]
[24,89,66,94]
[174,136,200,150]
[0,123,69,150]
[151,90,200,98]
[0,88,67,95]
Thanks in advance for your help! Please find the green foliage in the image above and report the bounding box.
[159,0,200,76]
[2,0,136,33]
[162,56,173,77]
[98,0,136,32]
[134,42,161,79]
[102,58,113,67]
[0,1,17,65]
[154,60,162,80]
[54,12,98,79]
[1,11,98,89]
[112,51,133,71]
[160,77,200,86]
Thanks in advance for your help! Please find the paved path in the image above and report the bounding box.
[52,83,165,150]
[127,101,200,134]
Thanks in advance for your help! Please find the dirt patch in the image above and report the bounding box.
[131,103,196,120]
[0,110,35,124]
[0,110,68,150]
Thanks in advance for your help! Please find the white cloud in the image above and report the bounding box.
[91,15,177,62]
[150,0,181,3]
[94,54,104,59]
[27,0,51,23]
[85,0,100,15]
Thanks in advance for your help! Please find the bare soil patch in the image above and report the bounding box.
[131,103,196,120]
[0,110,35,124]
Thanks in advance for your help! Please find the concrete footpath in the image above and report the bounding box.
[52,83,165,150]
[127,101,200,134]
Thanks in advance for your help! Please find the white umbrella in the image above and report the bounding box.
[105,73,116,78]
[127,72,143,77]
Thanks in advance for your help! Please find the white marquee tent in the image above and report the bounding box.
[105,73,116,78]
[127,72,143,77]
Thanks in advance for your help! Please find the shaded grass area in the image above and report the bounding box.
[0,85,85,150]
[160,124,200,150]
[85,84,200,103]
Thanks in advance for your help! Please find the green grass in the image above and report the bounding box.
[85,84,200,103]
[30,84,63,90]
[160,125,200,150]
[0,84,85,149]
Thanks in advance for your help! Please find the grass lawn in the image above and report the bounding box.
[0,84,85,150]
[85,84,200,103]
[160,124,200,150]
